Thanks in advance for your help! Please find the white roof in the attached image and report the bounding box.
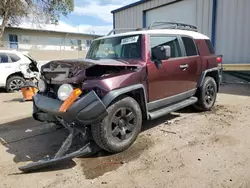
[0,50,30,56]
[97,29,210,40]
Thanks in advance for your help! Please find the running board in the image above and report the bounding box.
[148,97,198,120]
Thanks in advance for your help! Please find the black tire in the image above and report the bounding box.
[194,76,217,111]
[91,96,142,153]
[6,76,25,92]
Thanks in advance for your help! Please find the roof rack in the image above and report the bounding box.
[106,22,198,36]
[107,28,145,36]
[148,21,198,32]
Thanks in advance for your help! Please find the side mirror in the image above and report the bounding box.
[152,45,171,61]
[152,45,171,69]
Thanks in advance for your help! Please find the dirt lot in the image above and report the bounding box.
[0,82,250,188]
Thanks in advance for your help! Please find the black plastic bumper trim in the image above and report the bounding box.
[33,91,108,125]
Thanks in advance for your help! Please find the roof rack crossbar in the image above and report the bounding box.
[148,21,198,32]
[107,28,144,36]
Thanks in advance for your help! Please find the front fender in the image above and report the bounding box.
[102,84,147,107]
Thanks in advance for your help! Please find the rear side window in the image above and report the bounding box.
[8,53,21,62]
[0,53,10,63]
[150,36,182,58]
[181,37,198,56]
[205,39,215,54]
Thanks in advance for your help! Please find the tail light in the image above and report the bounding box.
[216,55,223,63]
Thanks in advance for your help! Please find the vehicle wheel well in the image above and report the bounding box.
[6,72,24,82]
[195,71,219,98]
[205,71,219,92]
[108,88,147,120]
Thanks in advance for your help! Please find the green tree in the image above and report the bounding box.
[0,0,74,45]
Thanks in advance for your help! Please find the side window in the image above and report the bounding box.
[181,37,198,56]
[205,39,215,54]
[150,36,182,59]
[0,53,10,63]
[7,53,21,62]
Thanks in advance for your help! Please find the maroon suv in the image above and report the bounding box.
[33,23,222,157]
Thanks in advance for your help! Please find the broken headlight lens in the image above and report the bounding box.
[57,84,73,101]
[38,79,47,92]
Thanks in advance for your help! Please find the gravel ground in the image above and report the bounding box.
[0,82,250,188]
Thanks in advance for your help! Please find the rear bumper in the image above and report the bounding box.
[33,91,108,125]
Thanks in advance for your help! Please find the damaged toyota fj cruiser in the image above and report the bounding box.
[21,22,222,172]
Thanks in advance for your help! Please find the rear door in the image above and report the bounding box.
[0,53,21,86]
[0,53,12,86]
[147,35,189,103]
[180,36,201,94]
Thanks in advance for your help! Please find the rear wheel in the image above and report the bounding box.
[6,76,25,92]
[194,76,217,111]
[91,96,142,153]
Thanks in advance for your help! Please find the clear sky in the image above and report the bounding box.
[13,0,138,36]
[59,0,138,35]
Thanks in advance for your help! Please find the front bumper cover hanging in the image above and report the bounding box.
[19,119,101,173]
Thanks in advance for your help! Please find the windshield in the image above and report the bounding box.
[86,34,142,60]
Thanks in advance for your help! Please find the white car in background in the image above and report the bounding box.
[0,50,39,92]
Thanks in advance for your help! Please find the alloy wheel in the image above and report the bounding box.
[205,84,215,105]
[9,79,24,91]
[110,107,136,141]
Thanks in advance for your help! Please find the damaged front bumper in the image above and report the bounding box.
[20,90,107,172]
[33,90,108,125]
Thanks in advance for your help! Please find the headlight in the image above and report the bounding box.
[57,84,74,101]
[38,79,47,92]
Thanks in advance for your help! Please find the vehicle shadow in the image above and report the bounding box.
[0,88,6,93]
[0,117,77,172]
[3,98,24,103]
[0,108,195,173]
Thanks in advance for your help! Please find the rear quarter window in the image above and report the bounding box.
[205,39,215,54]
[8,53,21,62]
[181,37,198,56]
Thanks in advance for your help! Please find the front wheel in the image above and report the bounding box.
[6,76,25,92]
[194,76,217,111]
[91,96,142,153]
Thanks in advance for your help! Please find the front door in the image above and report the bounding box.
[147,35,189,109]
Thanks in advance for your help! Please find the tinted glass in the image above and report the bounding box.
[182,37,198,56]
[205,39,215,54]
[8,53,21,62]
[0,53,9,63]
[150,36,182,58]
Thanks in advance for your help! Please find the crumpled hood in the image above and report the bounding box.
[42,58,140,68]
[41,58,142,84]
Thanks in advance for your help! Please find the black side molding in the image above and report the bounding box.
[197,67,220,88]
[102,84,148,107]
[102,84,149,119]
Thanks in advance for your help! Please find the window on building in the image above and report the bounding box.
[205,39,215,54]
[86,40,92,47]
[47,37,64,46]
[181,37,198,56]
[9,34,18,49]
[150,36,182,58]
[7,53,21,62]
[21,35,31,44]
[0,53,10,63]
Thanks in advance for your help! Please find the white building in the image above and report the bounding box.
[2,26,102,61]
[112,0,250,71]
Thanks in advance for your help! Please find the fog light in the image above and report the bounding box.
[57,84,74,101]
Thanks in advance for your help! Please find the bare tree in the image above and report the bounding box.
[0,0,74,46]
